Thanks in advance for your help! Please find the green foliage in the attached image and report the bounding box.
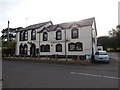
[98,28,120,52]
[2,40,16,56]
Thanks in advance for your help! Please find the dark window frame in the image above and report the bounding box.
[56,44,62,52]
[19,44,23,54]
[23,44,28,55]
[31,29,36,40]
[19,31,24,41]
[71,28,79,39]
[68,42,83,51]
[43,32,48,41]
[68,43,76,51]
[76,42,83,51]
[46,44,50,52]
[40,44,50,52]
[56,30,62,40]
[24,31,28,41]
[41,45,45,52]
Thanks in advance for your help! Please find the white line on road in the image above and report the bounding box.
[70,72,120,80]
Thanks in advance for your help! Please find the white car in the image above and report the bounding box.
[94,51,109,63]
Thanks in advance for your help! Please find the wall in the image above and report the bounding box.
[15,22,52,56]
[39,25,92,56]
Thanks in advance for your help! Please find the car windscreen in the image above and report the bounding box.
[95,52,107,55]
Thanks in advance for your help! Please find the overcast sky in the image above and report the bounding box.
[0,0,119,37]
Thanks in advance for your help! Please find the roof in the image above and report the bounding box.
[17,21,52,32]
[38,17,95,33]
[59,17,95,29]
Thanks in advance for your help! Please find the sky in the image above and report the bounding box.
[0,0,119,37]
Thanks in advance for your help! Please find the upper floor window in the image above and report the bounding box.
[71,28,79,39]
[56,30,62,40]
[56,44,62,52]
[31,29,36,40]
[20,31,23,41]
[43,32,48,41]
[24,31,28,41]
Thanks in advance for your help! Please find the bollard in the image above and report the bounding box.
[14,54,15,59]
[24,54,26,60]
[66,55,68,61]
[9,54,10,59]
[55,54,57,61]
[77,56,79,61]
[19,54,21,59]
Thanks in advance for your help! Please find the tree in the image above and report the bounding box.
[98,27,120,52]
[2,40,16,56]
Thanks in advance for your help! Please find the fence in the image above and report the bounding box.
[2,54,91,64]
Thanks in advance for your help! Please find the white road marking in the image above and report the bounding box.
[70,72,77,74]
[70,72,120,80]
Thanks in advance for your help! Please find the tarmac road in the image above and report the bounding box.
[2,54,119,88]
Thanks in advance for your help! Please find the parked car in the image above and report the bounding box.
[94,51,109,63]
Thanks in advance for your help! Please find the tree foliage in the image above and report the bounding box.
[97,27,120,52]
[2,40,16,56]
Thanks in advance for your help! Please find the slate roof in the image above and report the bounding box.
[17,21,52,32]
[37,17,95,33]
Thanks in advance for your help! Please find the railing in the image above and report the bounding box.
[2,54,91,65]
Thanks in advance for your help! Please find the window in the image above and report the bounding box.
[40,44,50,52]
[76,42,83,51]
[68,42,83,51]
[24,44,28,54]
[19,44,23,54]
[68,43,75,51]
[20,31,23,41]
[56,44,62,52]
[43,32,48,41]
[31,29,36,40]
[24,31,28,41]
[71,28,79,39]
[41,45,45,52]
[56,30,62,40]
[46,44,50,52]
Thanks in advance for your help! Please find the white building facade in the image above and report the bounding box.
[16,17,97,59]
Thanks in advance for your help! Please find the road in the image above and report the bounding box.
[2,53,119,88]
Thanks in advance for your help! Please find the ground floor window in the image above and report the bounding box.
[19,44,23,54]
[68,42,83,51]
[24,44,28,55]
[68,43,76,51]
[40,44,50,52]
[56,44,62,52]
[76,42,83,51]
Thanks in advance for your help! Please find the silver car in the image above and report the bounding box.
[94,51,109,63]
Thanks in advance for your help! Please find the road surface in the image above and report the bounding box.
[2,52,119,88]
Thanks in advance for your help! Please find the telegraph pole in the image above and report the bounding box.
[7,20,10,42]
[65,29,68,61]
